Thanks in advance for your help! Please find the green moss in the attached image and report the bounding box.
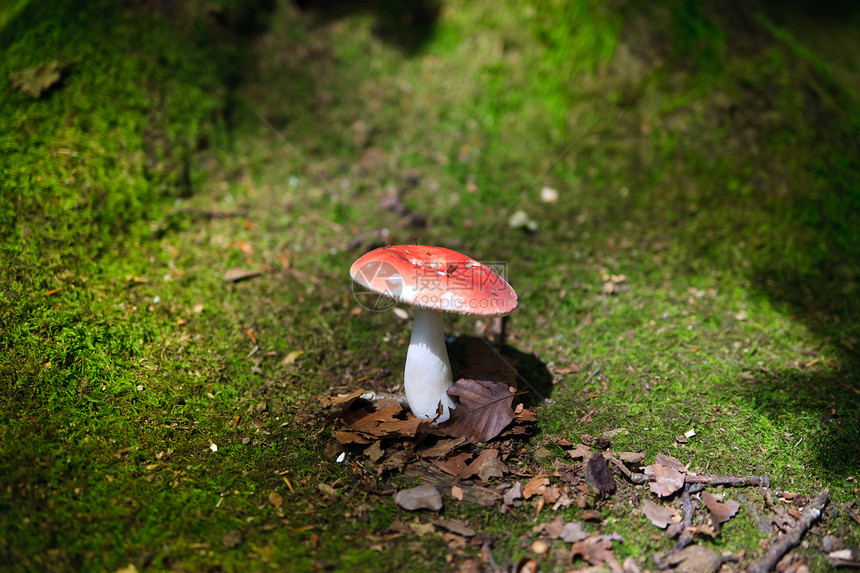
[2,0,860,570]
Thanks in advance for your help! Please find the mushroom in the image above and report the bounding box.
[350,245,517,423]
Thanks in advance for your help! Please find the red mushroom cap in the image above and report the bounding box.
[350,245,517,317]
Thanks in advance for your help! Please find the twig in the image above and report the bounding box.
[628,473,770,488]
[676,483,694,549]
[655,483,694,569]
[747,488,830,573]
[684,475,770,487]
[846,501,860,527]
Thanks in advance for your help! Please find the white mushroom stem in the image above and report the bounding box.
[404,307,456,423]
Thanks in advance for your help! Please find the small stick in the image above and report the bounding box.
[747,488,830,573]
[684,475,770,487]
[628,473,770,488]
[654,483,694,569]
[845,501,860,527]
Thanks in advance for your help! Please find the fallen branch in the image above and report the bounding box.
[629,473,769,488]
[747,488,830,573]
[684,475,770,487]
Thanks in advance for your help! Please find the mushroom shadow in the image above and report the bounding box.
[448,335,554,409]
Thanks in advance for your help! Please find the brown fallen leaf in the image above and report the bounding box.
[570,534,623,572]
[348,405,427,437]
[514,407,537,423]
[643,453,687,497]
[664,545,725,573]
[458,449,500,480]
[477,457,507,482]
[522,476,550,500]
[223,267,264,282]
[332,429,373,445]
[269,491,283,508]
[334,400,429,442]
[439,378,515,443]
[701,491,740,534]
[417,437,467,458]
[429,518,476,537]
[503,482,523,506]
[580,408,598,424]
[642,499,681,529]
[567,444,592,460]
[430,452,471,477]
[559,522,589,544]
[222,529,243,549]
[614,451,646,464]
[365,440,384,463]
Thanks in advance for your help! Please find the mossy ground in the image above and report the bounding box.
[1,0,858,571]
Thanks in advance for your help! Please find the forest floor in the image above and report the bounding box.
[1,0,859,571]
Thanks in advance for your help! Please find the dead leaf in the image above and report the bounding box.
[542,486,562,503]
[477,457,507,482]
[533,515,563,539]
[567,444,592,459]
[223,267,264,282]
[335,401,428,441]
[317,483,339,497]
[439,378,515,443]
[269,491,283,508]
[429,518,476,537]
[580,408,598,423]
[408,520,436,536]
[457,449,500,480]
[643,453,686,497]
[394,485,443,511]
[9,60,73,97]
[702,491,740,533]
[570,535,623,572]
[451,485,464,501]
[642,499,680,529]
[664,545,724,573]
[322,388,366,423]
[417,437,467,458]
[365,440,384,463]
[331,430,373,445]
[222,529,243,549]
[560,521,590,543]
[614,451,646,463]
[503,482,523,506]
[430,452,470,477]
[522,476,550,500]
[374,449,412,474]
[514,407,537,423]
